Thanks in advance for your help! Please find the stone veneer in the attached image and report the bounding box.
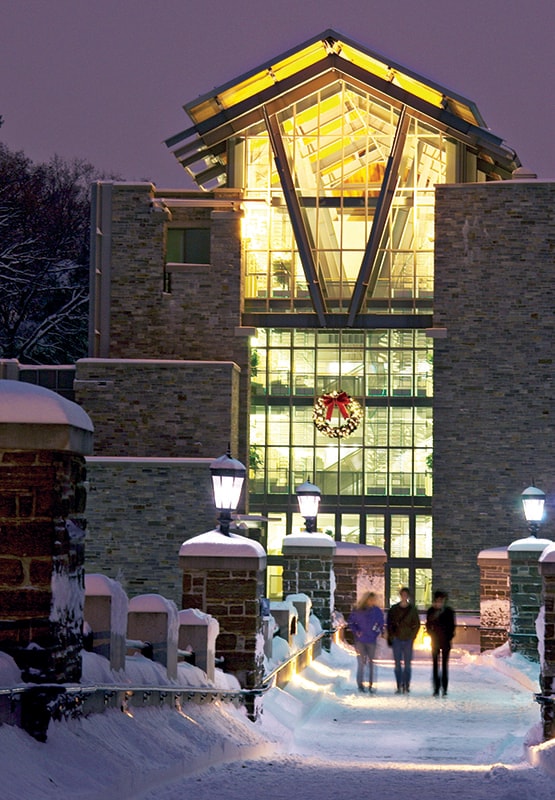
[508,536,552,659]
[538,544,555,739]
[282,532,336,634]
[84,457,217,606]
[74,359,240,458]
[90,183,251,469]
[433,180,555,608]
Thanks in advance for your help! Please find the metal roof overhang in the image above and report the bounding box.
[167,52,516,180]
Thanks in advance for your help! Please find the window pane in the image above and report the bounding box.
[366,514,385,548]
[414,568,432,608]
[415,516,432,558]
[390,516,410,558]
[184,228,210,263]
[389,568,409,606]
[341,513,360,543]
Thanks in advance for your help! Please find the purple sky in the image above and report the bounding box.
[1,0,554,187]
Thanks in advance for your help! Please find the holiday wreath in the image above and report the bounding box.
[313,390,362,439]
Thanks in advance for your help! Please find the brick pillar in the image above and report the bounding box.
[537,544,555,740]
[179,531,266,691]
[333,542,387,621]
[0,381,93,687]
[508,535,552,660]
[477,546,510,652]
[282,532,336,635]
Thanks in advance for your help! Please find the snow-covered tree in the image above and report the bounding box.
[0,143,104,364]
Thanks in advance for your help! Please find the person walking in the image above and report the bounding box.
[348,591,385,693]
[426,590,456,697]
[387,587,420,694]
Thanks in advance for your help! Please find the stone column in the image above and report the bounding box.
[0,381,93,686]
[282,531,336,635]
[508,535,552,660]
[477,546,510,652]
[179,531,266,691]
[333,542,387,621]
[537,543,555,740]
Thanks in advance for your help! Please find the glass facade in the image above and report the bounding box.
[168,31,517,608]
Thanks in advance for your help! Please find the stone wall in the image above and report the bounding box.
[91,183,251,469]
[75,359,240,459]
[84,458,216,606]
[477,548,510,651]
[433,180,555,608]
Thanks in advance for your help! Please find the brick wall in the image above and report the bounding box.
[0,449,86,681]
[433,181,555,608]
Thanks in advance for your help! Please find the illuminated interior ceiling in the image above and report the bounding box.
[166,29,518,190]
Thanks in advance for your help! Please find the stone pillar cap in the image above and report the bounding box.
[334,541,386,557]
[179,529,266,558]
[477,546,509,561]
[0,380,93,453]
[508,536,553,552]
[283,531,336,549]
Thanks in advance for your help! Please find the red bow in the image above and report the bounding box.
[322,391,350,420]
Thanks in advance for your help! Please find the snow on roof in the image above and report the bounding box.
[539,542,555,563]
[179,529,266,558]
[507,536,553,552]
[0,380,93,430]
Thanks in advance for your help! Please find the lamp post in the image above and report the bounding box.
[210,449,246,536]
[521,485,546,537]
[296,480,321,533]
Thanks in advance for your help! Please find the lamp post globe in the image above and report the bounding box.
[521,485,546,537]
[296,480,321,534]
[210,449,246,536]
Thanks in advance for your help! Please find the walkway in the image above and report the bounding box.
[143,642,555,800]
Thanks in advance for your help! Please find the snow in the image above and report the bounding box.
[0,380,93,430]
[283,531,336,548]
[1,641,555,799]
[179,529,266,558]
[539,542,555,562]
[507,536,553,552]
[85,573,128,637]
[128,594,179,648]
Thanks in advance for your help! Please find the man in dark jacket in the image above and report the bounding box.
[387,587,420,694]
[426,590,456,697]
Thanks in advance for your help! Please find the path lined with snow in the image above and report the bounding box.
[143,643,555,800]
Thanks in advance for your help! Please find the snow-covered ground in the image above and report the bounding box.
[1,640,555,799]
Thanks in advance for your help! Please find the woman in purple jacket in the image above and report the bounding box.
[348,591,385,693]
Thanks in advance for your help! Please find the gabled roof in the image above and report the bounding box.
[166,29,518,188]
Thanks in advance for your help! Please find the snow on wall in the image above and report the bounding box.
[179,529,266,558]
[128,594,179,647]
[85,573,128,637]
[481,598,511,630]
[536,605,545,667]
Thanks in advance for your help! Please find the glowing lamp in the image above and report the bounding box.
[521,485,545,536]
[210,450,246,536]
[296,480,321,533]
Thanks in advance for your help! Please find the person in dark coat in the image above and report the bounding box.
[348,591,385,693]
[386,587,420,694]
[426,590,456,697]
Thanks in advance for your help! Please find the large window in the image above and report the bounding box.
[167,228,211,265]
[249,327,433,603]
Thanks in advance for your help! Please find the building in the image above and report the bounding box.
[13,30,554,611]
